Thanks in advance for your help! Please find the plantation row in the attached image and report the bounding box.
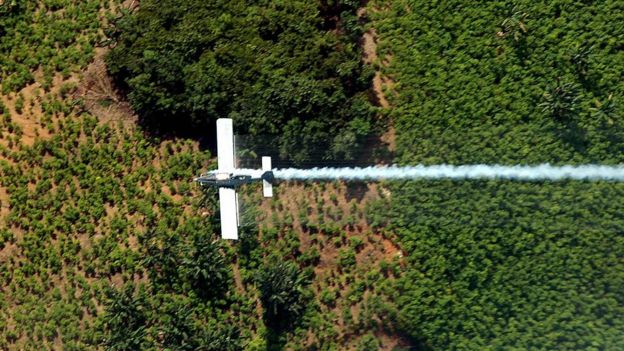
[1,0,111,93]
[238,183,405,350]
[0,1,404,349]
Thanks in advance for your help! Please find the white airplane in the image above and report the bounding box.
[194,118,273,240]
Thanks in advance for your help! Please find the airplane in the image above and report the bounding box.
[194,118,273,240]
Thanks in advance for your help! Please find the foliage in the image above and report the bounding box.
[101,285,242,350]
[0,1,390,350]
[357,333,381,351]
[102,284,148,350]
[540,80,580,122]
[570,42,593,77]
[181,234,230,299]
[501,7,527,37]
[373,0,624,348]
[374,0,624,165]
[0,0,102,93]
[256,261,309,330]
[11,0,624,349]
[388,180,624,349]
[106,0,375,163]
[194,323,242,351]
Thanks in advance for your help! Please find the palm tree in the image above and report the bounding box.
[501,7,528,42]
[539,80,580,122]
[256,261,309,330]
[570,43,593,77]
[591,94,619,126]
[142,229,182,286]
[103,284,147,350]
[181,235,229,299]
[194,324,241,351]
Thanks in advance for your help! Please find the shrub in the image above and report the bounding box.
[357,333,380,351]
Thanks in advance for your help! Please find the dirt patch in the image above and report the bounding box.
[1,88,48,147]
[361,27,379,65]
[379,125,396,152]
[382,236,402,260]
[359,8,396,153]
[362,28,391,109]
[231,263,246,293]
[359,6,395,110]
[74,48,137,126]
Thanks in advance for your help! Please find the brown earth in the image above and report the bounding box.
[250,180,408,350]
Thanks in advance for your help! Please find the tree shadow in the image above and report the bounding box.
[345,182,370,202]
[235,128,394,169]
[553,119,588,155]
[104,64,220,154]
[512,37,530,65]
[137,113,218,154]
[264,328,288,351]
[261,303,310,350]
[579,71,604,97]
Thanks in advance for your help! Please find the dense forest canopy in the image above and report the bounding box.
[375,0,624,165]
[106,0,376,164]
[371,0,624,348]
[389,180,624,349]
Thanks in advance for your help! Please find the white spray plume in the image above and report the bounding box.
[272,164,624,181]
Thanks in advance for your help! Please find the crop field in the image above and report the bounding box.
[0,1,404,350]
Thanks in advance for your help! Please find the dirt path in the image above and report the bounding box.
[361,27,389,109]
[359,8,396,152]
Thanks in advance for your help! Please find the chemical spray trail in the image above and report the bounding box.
[271,164,624,181]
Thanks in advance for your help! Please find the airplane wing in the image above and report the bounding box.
[218,187,239,240]
[217,118,235,171]
[216,118,239,239]
[262,156,273,197]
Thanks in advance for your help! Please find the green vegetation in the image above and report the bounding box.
[0,0,103,93]
[374,0,624,165]
[372,0,624,348]
[238,182,402,349]
[0,1,255,349]
[2,0,623,349]
[256,261,309,330]
[0,3,396,348]
[106,0,375,163]
[387,181,624,349]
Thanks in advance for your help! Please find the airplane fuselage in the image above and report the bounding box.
[195,169,274,188]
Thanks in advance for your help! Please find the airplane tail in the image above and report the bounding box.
[261,171,274,182]
[262,156,273,197]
